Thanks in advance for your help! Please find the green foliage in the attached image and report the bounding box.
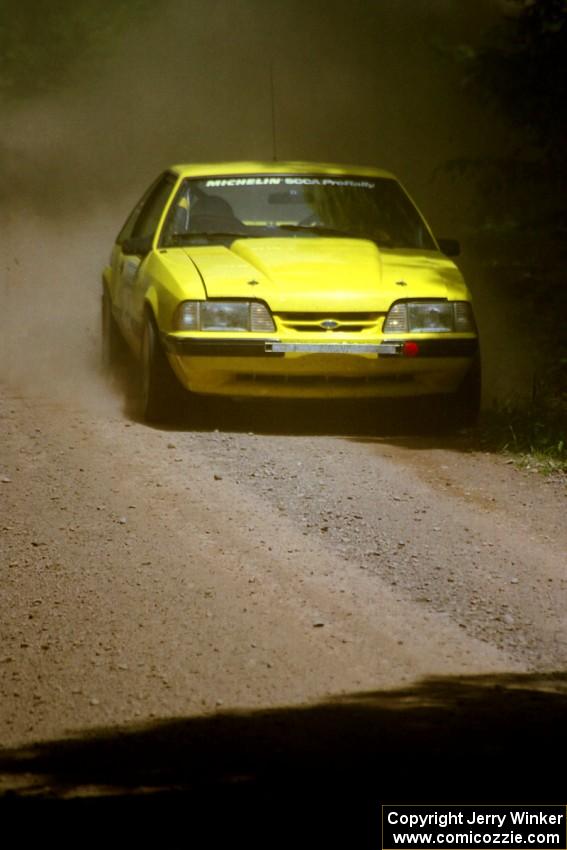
[479,403,567,475]
[444,1,567,444]
[464,0,567,161]
[439,1,567,222]
[0,0,157,99]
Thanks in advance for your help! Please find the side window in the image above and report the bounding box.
[130,173,177,241]
[160,180,192,245]
[116,175,162,245]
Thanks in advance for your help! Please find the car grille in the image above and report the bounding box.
[276,312,383,333]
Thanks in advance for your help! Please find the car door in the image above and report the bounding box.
[110,175,161,332]
[114,172,178,351]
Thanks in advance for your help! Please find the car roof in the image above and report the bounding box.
[169,161,396,179]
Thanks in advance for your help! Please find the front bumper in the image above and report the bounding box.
[162,333,478,399]
[163,335,477,358]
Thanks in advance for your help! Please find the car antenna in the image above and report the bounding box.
[270,62,278,161]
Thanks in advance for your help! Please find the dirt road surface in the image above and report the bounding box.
[2,374,566,761]
[2,383,566,741]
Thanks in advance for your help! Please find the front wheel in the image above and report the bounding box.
[140,314,186,423]
[439,355,482,429]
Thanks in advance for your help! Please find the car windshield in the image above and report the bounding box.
[160,175,436,250]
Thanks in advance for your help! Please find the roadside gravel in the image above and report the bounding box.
[1,385,565,753]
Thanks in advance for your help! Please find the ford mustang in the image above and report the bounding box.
[102,161,480,423]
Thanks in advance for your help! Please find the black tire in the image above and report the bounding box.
[101,291,125,373]
[140,313,186,423]
[441,354,482,429]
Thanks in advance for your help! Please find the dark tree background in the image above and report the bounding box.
[446,0,567,428]
[468,0,566,168]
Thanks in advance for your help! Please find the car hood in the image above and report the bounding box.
[181,238,468,311]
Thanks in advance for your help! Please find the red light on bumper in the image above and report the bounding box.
[402,341,419,357]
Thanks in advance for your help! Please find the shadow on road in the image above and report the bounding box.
[1,672,565,847]
[106,348,486,454]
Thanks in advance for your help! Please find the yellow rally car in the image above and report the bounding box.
[102,161,480,423]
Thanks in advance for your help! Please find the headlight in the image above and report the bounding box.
[383,301,475,334]
[201,302,249,331]
[408,302,454,332]
[173,301,275,332]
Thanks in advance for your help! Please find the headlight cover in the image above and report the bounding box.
[383,301,475,334]
[174,300,275,333]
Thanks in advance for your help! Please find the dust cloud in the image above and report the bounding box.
[0,0,529,411]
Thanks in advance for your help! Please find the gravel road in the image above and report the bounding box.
[1,380,565,757]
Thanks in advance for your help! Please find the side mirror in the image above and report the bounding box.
[121,235,153,256]
[437,238,461,257]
